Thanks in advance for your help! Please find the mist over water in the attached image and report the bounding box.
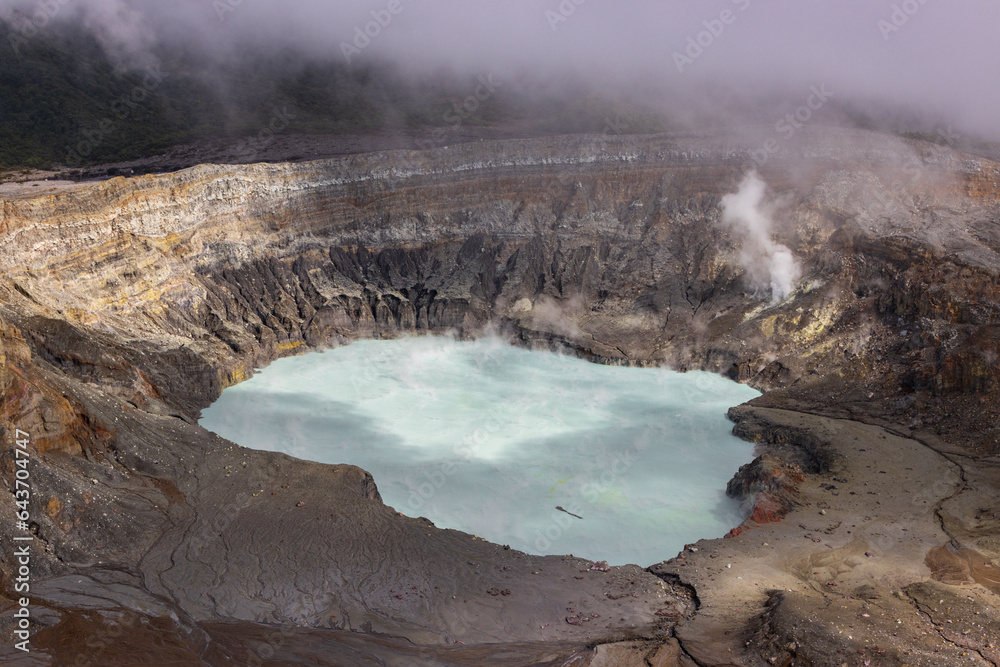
[200,336,760,566]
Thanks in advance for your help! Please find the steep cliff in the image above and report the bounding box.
[2,128,1000,665]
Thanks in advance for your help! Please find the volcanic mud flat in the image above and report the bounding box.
[1,128,1000,664]
[653,406,1000,666]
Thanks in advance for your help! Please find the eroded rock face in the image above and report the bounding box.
[2,128,1000,664]
[725,455,805,536]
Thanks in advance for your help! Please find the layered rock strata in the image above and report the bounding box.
[1,128,999,664]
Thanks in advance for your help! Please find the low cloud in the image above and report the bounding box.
[1,0,997,139]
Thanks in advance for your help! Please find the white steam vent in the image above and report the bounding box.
[720,171,801,301]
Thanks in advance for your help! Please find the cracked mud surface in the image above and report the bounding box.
[653,407,1000,666]
[1,128,999,664]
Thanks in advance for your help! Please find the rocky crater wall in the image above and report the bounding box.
[2,128,1000,664]
[4,129,1000,442]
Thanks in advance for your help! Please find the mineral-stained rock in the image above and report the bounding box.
[2,127,1000,663]
[725,454,805,535]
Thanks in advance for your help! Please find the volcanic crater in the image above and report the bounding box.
[2,128,1000,665]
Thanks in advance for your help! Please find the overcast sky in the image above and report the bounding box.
[3,0,998,139]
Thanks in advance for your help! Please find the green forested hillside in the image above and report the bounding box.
[0,19,496,168]
[1,22,216,167]
[0,15,681,170]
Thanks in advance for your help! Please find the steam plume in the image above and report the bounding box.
[720,171,800,301]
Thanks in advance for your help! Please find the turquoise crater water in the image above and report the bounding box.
[199,336,761,566]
